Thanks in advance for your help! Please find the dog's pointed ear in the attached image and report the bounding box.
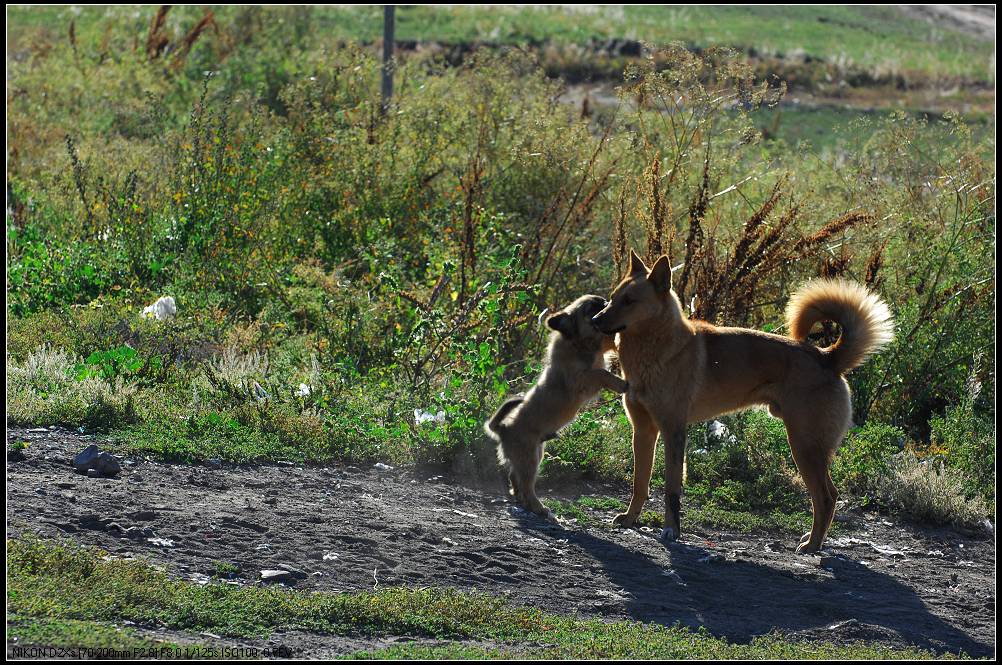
[546,312,573,335]
[648,255,672,292]
[629,249,648,276]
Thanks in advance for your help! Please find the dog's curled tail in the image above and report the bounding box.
[786,279,894,375]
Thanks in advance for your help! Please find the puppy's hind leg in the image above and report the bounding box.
[507,468,520,497]
[510,442,552,519]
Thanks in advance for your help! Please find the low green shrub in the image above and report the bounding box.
[875,452,990,528]
[7,346,138,431]
[687,411,806,516]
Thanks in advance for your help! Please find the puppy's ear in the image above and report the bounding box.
[648,255,672,292]
[629,249,648,276]
[546,312,573,335]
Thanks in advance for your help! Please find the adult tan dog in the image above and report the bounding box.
[592,250,893,553]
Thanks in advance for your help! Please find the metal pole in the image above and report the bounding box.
[381,5,395,114]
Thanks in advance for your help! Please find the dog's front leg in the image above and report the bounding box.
[612,395,657,528]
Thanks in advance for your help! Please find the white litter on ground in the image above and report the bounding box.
[141,296,176,320]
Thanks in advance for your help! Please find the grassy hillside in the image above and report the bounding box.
[8,5,994,83]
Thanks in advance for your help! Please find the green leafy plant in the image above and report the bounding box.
[74,345,160,381]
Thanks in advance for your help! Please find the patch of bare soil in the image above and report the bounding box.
[898,5,996,42]
[5,426,995,658]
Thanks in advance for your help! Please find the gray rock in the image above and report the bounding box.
[280,566,308,580]
[93,452,122,477]
[73,445,121,477]
[73,444,101,472]
[205,458,223,470]
[124,526,153,540]
[260,569,295,583]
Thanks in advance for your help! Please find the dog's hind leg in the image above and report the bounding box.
[613,397,658,528]
[658,423,687,542]
[789,443,837,554]
[784,390,848,553]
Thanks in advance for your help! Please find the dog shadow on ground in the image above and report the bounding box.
[514,516,990,658]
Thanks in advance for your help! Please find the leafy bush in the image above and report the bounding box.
[831,421,905,496]
[542,400,634,483]
[74,345,161,381]
[929,385,995,505]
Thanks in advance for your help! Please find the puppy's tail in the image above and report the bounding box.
[786,279,894,376]
[484,395,524,448]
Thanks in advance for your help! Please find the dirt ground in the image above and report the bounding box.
[5,426,996,658]
[898,4,995,41]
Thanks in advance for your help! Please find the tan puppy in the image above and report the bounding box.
[592,250,893,553]
[485,294,628,518]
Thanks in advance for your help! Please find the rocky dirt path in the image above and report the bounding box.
[6,426,995,658]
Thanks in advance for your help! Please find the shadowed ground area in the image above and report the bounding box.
[6,426,994,657]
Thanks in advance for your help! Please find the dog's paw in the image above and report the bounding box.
[612,512,637,528]
[526,502,553,521]
[659,526,679,542]
[796,541,821,555]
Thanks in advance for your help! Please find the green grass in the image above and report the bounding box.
[547,495,825,537]
[685,505,818,536]
[6,616,222,658]
[113,416,302,465]
[8,616,164,651]
[753,106,992,153]
[7,537,957,659]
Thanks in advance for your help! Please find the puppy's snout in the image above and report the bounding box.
[592,306,625,334]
